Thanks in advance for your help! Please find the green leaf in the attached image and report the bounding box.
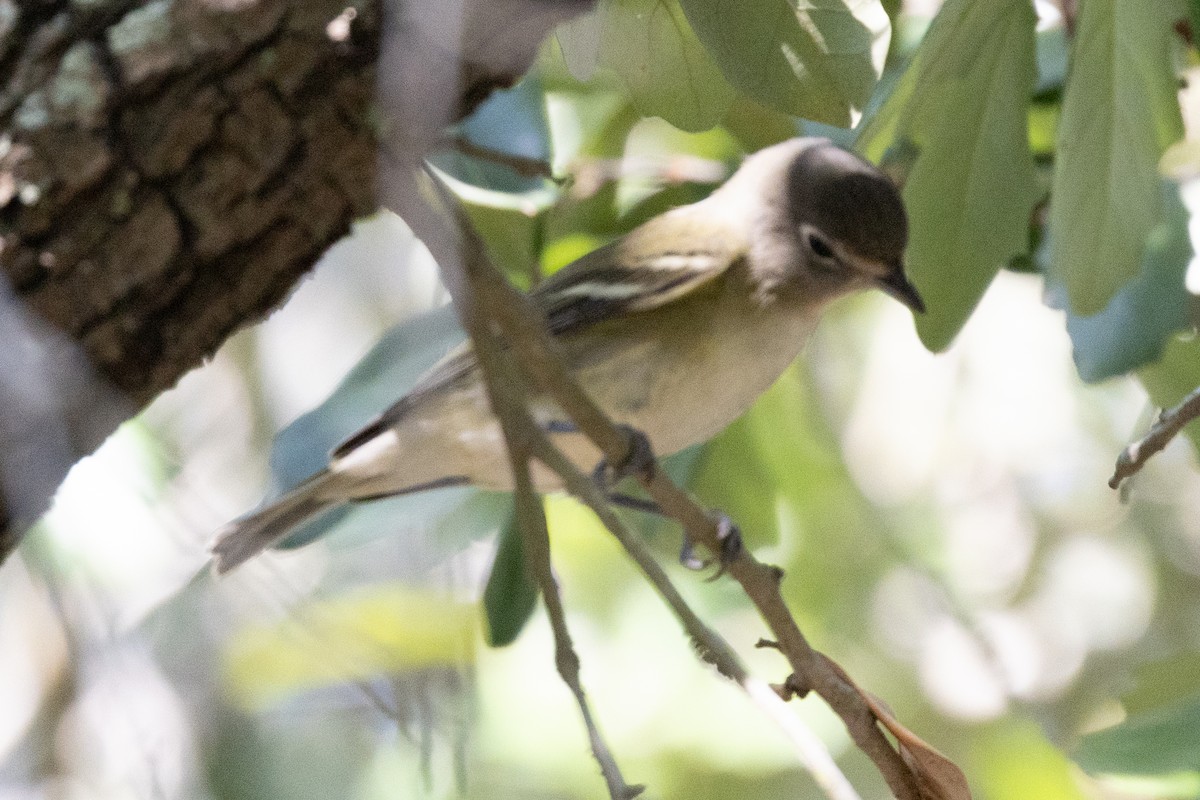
[1076,693,1200,777]
[542,88,637,174]
[1034,25,1069,96]
[482,510,539,647]
[1139,335,1200,457]
[270,303,464,490]
[265,305,466,549]
[857,0,1039,352]
[582,0,735,132]
[1122,652,1200,717]
[267,306,511,561]
[976,722,1091,800]
[680,0,891,127]
[721,93,801,152]
[438,170,557,286]
[1047,0,1186,315]
[1062,184,1192,383]
[460,77,552,176]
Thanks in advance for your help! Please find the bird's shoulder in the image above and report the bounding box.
[335,208,750,448]
[532,208,750,334]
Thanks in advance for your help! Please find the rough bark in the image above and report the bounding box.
[0,0,588,561]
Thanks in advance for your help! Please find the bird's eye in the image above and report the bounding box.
[808,233,834,259]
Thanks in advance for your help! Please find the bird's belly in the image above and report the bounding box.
[575,305,817,459]
[367,304,818,495]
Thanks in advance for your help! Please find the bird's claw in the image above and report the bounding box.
[704,514,743,581]
[679,536,706,571]
[677,513,743,580]
[592,425,656,488]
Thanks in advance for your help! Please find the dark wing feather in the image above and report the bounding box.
[332,212,746,454]
[533,213,746,335]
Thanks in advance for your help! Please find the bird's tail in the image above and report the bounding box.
[210,471,340,575]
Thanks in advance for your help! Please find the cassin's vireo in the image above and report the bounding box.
[212,137,923,573]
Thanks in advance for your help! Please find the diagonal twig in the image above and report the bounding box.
[1110,385,1200,489]
[435,133,557,179]
[529,426,862,800]
[423,185,641,799]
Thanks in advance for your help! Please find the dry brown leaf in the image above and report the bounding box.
[867,696,972,800]
[820,655,973,800]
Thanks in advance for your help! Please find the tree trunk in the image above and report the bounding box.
[0,0,588,562]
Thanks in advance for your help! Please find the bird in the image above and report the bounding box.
[211,137,922,574]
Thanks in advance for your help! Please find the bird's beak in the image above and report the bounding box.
[877,266,925,314]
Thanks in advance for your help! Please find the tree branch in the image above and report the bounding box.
[1110,385,1200,489]
[527,417,862,800]
[0,0,592,563]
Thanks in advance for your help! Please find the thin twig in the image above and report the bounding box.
[396,164,640,800]
[414,165,922,800]
[1110,385,1200,489]
[509,443,640,800]
[529,433,861,800]
[436,133,556,179]
[485,342,641,800]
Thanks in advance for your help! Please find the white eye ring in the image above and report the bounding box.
[808,233,834,259]
[801,224,838,263]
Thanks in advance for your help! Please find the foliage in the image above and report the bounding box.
[240,0,1200,793]
[9,1,1200,799]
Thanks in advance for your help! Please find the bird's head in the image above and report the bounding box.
[765,140,924,313]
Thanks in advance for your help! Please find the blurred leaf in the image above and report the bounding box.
[551,11,604,83]
[1047,0,1186,315]
[451,76,553,192]
[1162,139,1200,182]
[542,232,608,274]
[205,709,373,800]
[543,89,634,172]
[976,722,1089,800]
[483,510,539,647]
[205,709,277,800]
[545,180,624,246]
[615,179,717,229]
[1122,652,1200,716]
[432,163,559,286]
[270,307,465,490]
[1028,102,1060,156]
[721,94,800,153]
[1138,335,1200,456]
[224,586,476,709]
[858,0,1039,352]
[1098,773,1200,799]
[680,0,891,127]
[268,306,467,549]
[1076,693,1200,778]
[1061,185,1192,383]
[263,309,509,566]
[590,0,736,132]
[1034,25,1069,96]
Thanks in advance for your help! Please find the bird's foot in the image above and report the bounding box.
[679,513,743,581]
[592,425,657,488]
